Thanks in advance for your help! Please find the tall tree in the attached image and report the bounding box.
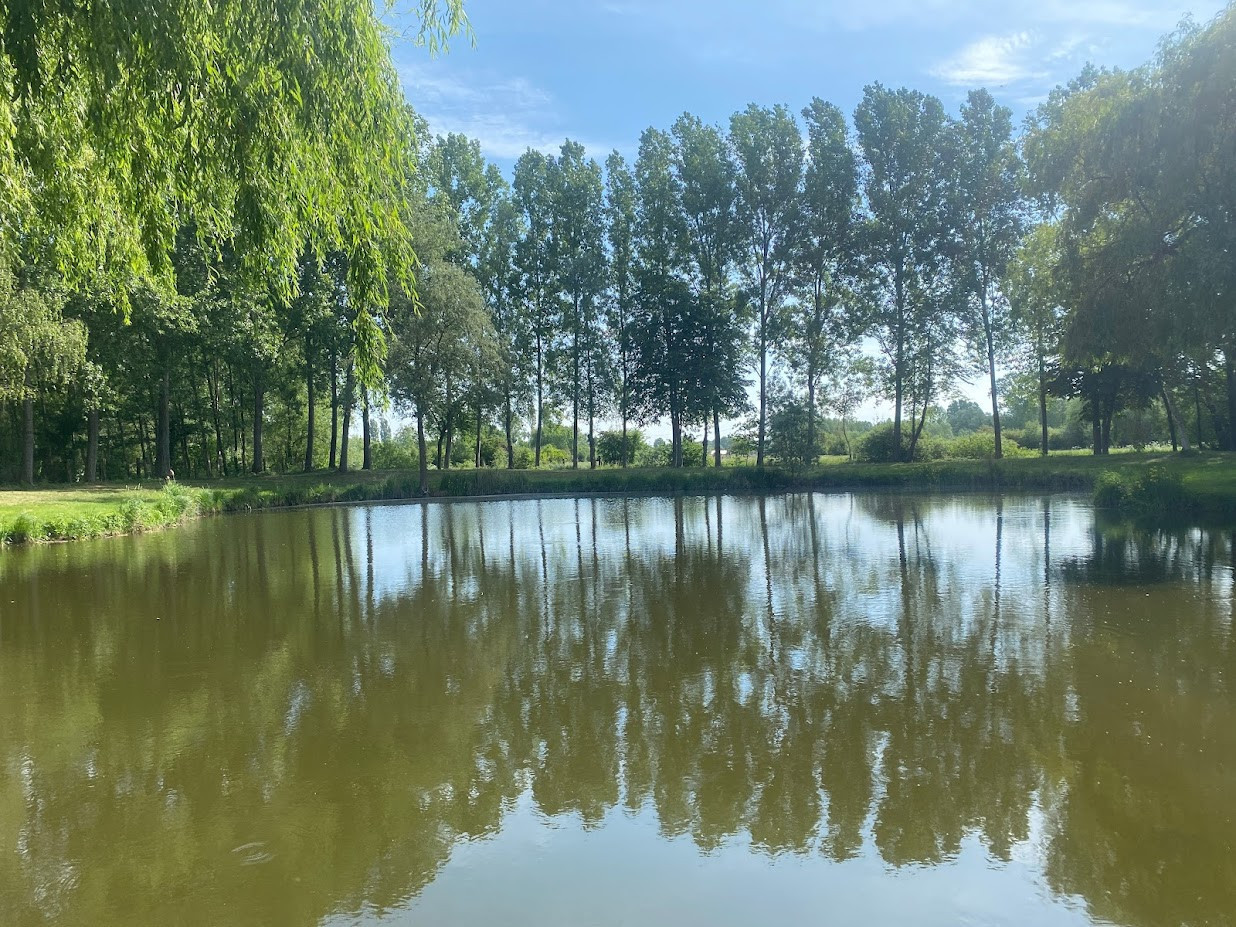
[631,128,696,467]
[388,200,491,493]
[672,113,747,466]
[729,104,803,467]
[1,0,467,368]
[550,141,609,468]
[1024,10,1236,449]
[953,89,1025,458]
[784,98,860,465]
[1006,224,1066,456]
[512,150,559,467]
[0,272,87,484]
[854,85,953,461]
[605,152,639,467]
[478,182,528,468]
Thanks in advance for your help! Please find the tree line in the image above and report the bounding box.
[2,4,1234,485]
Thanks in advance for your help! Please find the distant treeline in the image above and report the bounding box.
[1,4,1233,486]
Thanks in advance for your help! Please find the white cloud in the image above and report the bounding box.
[400,63,614,161]
[805,0,1222,31]
[930,31,1046,85]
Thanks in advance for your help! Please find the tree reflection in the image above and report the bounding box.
[1,495,1233,927]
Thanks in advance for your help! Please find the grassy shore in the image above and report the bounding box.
[3,451,1235,545]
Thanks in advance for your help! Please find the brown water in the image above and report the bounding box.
[1,493,1234,927]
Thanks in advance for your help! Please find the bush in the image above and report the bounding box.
[635,442,672,467]
[1092,471,1131,508]
[371,436,418,470]
[944,429,1029,459]
[539,445,574,468]
[597,429,646,466]
[856,423,939,462]
[5,512,43,544]
[1092,466,1187,512]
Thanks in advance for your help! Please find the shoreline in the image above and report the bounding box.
[3,453,1233,547]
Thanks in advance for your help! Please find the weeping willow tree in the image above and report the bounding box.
[0,270,87,483]
[0,0,467,374]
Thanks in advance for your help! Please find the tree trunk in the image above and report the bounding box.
[1195,376,1204,449]
[329,351,339,470]
[909,395,930,461]
[671,413,683,469]
[304,334,316,471]
[22,366,34,485]
[361,388,372,470]
[757,308,767,468]
[701,428,708,469]
[587,365,596,470]
[157,365,172,478]
[1226,349,1236,451]
[86,408,99,483]
[572,307,580,469]
[893,278,905,462]
[474,403,482,469]
[534,343,544,468]
[416,412,429,494]
[1163,386,1189,452]
[209,362,227,476]
[178,406,191,477]
[443,378,454,470]
[192,372,211,476]
[986,323,1002,459]
[621,415,629,468]
[1092,406,1102,457]
[1038,355,1049,457]
[806,370,817,466]
[714,409,722,468]
[504,395,514,469]
[338,360,353,472]
[251,368,264,474]
[138,414,151,477]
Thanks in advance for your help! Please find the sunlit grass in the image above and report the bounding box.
[3,450,1235,546]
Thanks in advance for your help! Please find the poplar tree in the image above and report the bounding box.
[729,104,803,467]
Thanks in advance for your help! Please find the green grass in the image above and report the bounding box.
[4,451,1236,546]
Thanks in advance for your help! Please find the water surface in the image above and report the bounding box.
[2,493,1234,926]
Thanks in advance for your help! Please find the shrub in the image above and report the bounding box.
[1092,471,1131,508]
[1132,465,1186,511]
[1093,466,1186,512]
[539,445,574,468]
[944,429,1029,460]
[635,442,672,467]
[856,423,937,462]
[6,512,43,544]
[597,429,647,466]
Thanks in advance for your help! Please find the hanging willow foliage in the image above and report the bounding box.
[0,1,467,357]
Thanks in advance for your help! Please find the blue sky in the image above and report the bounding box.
[392,0,1226,171]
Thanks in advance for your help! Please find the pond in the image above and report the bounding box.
[1,493,1234,927]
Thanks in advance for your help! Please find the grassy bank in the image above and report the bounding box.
[3,451,1235,545]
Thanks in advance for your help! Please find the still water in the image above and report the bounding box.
[1,493,1234,927]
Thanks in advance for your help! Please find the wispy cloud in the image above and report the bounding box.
[930,31,1046,85]
[400,63,615,161]
[808,0,1218,32]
